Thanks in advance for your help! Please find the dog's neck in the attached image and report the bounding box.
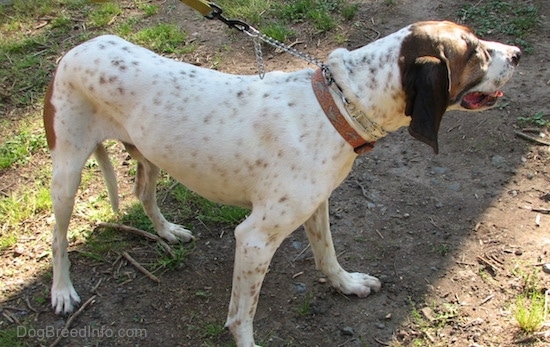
[325,26,412,137]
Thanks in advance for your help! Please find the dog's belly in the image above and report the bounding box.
[164,167,255,208]
[129,114,356,210]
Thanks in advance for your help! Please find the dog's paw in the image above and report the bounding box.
[51,284,81,314]
[157,222,195,243]
[330,272,381,298]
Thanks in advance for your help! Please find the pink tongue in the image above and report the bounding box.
[463,91,503,109]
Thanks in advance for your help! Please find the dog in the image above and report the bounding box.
[43,21,520,346]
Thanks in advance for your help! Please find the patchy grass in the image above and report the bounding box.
[216,0,358,39]
[458,0,540,52]
[88,2,122,27]
[261,23,295,42]
[518,111,549,128]
[274,0,354,33]
[129,23,196,54]
[0,1,101,110]
[0,184,51,251]
[513,268,547,334]
[165,180,249,226]
[0,327,24,347]
[137,2,159,17]
[0,125,47,169]
[515,291,546,333]
[295,293,314,317]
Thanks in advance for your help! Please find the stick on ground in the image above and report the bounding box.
[49,295,97,347]
[122,251,160,283]
[96,222,174,257]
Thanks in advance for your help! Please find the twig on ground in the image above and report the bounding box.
[96,222,174,257]
[49,295,97,347]
[160,180,179,204]
[374,337,390,346]
[91,277,103,294]
[515,130,550,146]
[291,243,311,263]
[2,310,20,324]
[122,251,160,283]
[530,207,550,215]
[477,254,504,272]
[25,296,39,313]
[480,294,494,305]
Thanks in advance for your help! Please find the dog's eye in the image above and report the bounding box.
[482,47,492,60]
[466,45,480,61]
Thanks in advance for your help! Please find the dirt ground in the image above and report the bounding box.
[1,0,550,346]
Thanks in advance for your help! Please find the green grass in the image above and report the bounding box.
[216,0,358,39]
[138,3,159,17]
[89,2,122,27]
[166,181,249,226]
[202,322,227,339]
[275,0,349,32]
[459,0,540,52]
[0,327,24,347]
[0,184,52,251]
[216,0,275,25]
[512,268,547,334]
[295,293,314,317]
[0,0,84,111]
[130,24,195,54]
[341,3,359,21]
[155,242,193,270]
[518,111,549,127]
[0,130,47,169]
[515,291,546,333]
[261,23,295,42]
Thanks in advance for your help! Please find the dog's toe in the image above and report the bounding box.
[330,272,381,298]
[157,222,194,243]
[52,285,81,314]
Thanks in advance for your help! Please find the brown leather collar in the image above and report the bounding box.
[311,68,375,155]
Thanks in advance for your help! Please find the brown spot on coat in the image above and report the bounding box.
[43,79,56,150]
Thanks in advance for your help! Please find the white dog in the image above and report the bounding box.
[44,21,520,346]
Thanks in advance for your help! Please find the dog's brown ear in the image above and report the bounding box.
[403,56,450,154]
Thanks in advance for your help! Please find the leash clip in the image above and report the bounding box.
[206,3,250,33]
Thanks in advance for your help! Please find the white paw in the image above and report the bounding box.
[157,222,194,243]
[52,284,81,314]
[330,272,381,298]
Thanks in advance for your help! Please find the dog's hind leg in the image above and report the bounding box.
[123,143,194,243]
[49,146,95,314]
[304,200,381,297]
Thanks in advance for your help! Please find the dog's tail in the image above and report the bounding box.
[94,144,119,213]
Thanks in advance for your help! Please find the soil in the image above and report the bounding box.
[1,0,550,346]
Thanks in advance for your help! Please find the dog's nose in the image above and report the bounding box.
[511,48,521,66]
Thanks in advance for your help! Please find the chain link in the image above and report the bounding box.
[243,26,325,79]
[202,3,325,79]
[252,35,265,79]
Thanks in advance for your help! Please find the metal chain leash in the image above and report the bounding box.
[243,26,325,77]
[252,35,265,79]
[197,2,326,79]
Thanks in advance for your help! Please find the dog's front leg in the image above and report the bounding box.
[225,212,290,347]
[304,200,381,297]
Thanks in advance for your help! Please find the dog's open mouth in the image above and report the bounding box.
[461,91,504,110]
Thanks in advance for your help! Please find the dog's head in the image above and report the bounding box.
[399,21,521,153]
